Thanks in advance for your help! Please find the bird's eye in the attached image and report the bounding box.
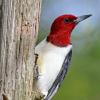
[64,18,69,23]
[64,18,73,23]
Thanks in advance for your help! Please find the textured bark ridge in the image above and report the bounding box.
[0,0,42,100]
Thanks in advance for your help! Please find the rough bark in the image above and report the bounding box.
[0,0,42,100]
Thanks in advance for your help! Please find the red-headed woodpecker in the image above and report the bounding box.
[35,14,92,100]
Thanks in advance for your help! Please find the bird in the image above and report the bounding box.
[35,14,92,100]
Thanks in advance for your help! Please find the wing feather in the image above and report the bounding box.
[45,49,72,100]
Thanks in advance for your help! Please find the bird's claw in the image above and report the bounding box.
[33,91,45,100]
[34,53,39,80]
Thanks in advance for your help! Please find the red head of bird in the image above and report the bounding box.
[47,14,92,47]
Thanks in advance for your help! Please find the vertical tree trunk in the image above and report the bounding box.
[0,0,42,100]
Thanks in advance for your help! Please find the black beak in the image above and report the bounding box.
[74,14,92,24]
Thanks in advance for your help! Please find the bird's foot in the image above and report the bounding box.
[33,91,45,100]
[34,53,39,80]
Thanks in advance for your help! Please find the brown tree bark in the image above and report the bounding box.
[0,0,42,100]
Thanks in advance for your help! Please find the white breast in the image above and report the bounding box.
[35,39,72,95]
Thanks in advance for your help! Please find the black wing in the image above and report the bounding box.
[45,49,72,100]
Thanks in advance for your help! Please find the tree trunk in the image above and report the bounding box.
[0,0,42,100]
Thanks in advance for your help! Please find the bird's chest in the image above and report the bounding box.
[44,52,64,73]
[37,49,66,80]
[36,43,72,90]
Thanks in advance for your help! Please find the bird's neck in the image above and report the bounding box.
[47,31,71,47]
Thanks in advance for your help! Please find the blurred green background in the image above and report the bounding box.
[38,0,100,100]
